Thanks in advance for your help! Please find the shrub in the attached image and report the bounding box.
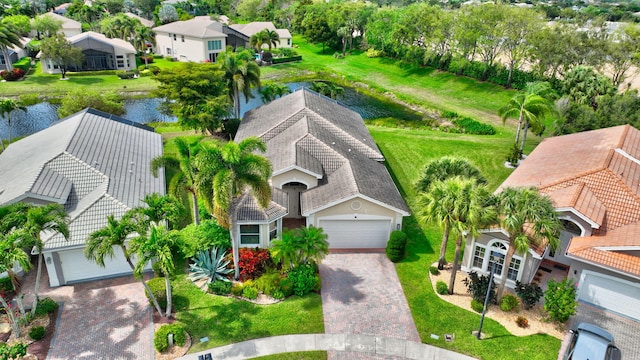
[463,271,496,303]
[0,277,13,292]
[272,289,285,300]
[271,56,302,64]
[146,277,167,309]
[366,48,383,58]
[516,316,529,328]
[506,143,522,166]
[154,324,186,353]
[0,342,27,359]
[231,283,244,296]
[429,266,440,275]
[385,230,407,262]
[34,297,58,316]
[452,117,496,135]
[278,277,294,297]
[500,294,519,312]
[28,326,45,341]
[261,51,273,63]
[149,66,160,75]
[164,56,175,61]
[238,248,272,280]
[436,281,448,295]
[140,55,154,64]
[441,111,459,119]
[188,247,233,285]
[1,68,25,81]
[287,264,318,296]
[208,280,232,295]
[179,219,231,258]
[139,69,153,77]
[471,299,484,313]
[254,271,281,296]
[116,71,136,79]
[152,261,165,277]
[242,286,259,300]
[544,278,577,323]
[515,281,544,310]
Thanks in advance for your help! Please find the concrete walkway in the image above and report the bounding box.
[177,334,476,360]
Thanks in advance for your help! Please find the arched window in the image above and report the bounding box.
[561,219,582,235]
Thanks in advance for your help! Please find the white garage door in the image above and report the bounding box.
[578,271,640,321]
[319,219,391,249]
[58,247,133,284]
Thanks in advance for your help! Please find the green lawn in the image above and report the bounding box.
[249,351,327,360]
[171,275,324,353]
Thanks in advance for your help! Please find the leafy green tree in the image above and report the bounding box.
[2,15,31,36]
[179,219,231,258]
[0,232,32,292]
[153,62,230,134]
[132,25,156,54]
[40,34,84,79]
[97,0,125,14]
[495,187,561,302]
[259,83,290,103]
[501,7,543,88]
[607,23,640,87]
[131,193,185,230]
[310,81,344,100]
[544,278,578,323]
[561,66,617,110]
[415,157,486,194]
[218,50,261,119]
[158,4,178,24]
[0,22,23,72]
[300,3,333,53]
[262,29,279,50]
[85,214,164,316]
[133,0,160,19]
[0,98,26,149]
[270,226,329,269]
[100,13,141,40]
[31,13,63,39]
[57,89,125,118]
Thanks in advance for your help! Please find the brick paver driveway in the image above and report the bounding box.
[21,272,154,360]
[320,253,420,341]
[558,302,640,359]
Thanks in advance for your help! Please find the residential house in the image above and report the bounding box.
[0,37,30,71]
[461,125,640,321]
[230,21,293,48]
[53,2,72,15]
[153,17,227,62]
[232,89,409,249]
[0,109,164,287]
[30,12,82,38]
[42,31,136,73]
[124,12,155,28]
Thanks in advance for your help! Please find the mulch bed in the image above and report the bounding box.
[27,310,58,360]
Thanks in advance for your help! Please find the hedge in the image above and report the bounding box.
[154,324,186,353]
[271,56,302,64]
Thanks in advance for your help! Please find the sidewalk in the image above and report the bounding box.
[176,334,477,360]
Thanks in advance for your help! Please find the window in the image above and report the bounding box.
[287,39,290,45]
[269,221,277,241]
[166,48,171,55]
[472,246,485,269]
[208,40,222,51]
[116,55,124,68]
[490,250,505,276]
[507,258,521,281]
[173,34,177,41]
[181,35,185,42]
[240,225,260,245]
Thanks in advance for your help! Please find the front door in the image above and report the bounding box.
[282,182,307,218]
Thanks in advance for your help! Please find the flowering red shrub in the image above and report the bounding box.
[1,68,25,81]
[238,248,271,280]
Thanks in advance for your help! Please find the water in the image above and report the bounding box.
[0,83,420,140]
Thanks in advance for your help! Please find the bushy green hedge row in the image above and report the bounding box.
[271,56,302,64]
[67,70,117,76]
[13,57,31,72]
[452,117,496,135]
[146,278,167,308]
[154,324,186,353]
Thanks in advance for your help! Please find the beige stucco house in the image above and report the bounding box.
[229,22,293,48]
[232,89,409,250]
[153,17,228,62]
[30,12,82,38]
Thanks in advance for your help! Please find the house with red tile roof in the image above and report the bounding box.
[462,125,640,321]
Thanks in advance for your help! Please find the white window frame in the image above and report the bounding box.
[269,221,277,241]
[239,224,260,245]
[474,240,524,283]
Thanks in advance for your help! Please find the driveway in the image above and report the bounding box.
[20,270,154,360]
[558,301,640,359]
[320,252,420,360]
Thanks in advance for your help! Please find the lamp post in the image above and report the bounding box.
[477,252,505,340]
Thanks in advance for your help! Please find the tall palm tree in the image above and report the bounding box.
[259,83,291,103]
[0,98,27,147]
[85,214,164,316]
[131,193,185,230]
[130,223,181,318]
[0,23,23,73]
[262,29,280,50]
[494,187,561,301]
[249,32,266,51]
[0,232,32,292]
[416,157,486,269]
[150,137,203,225]
[21,204,69,316]
[218,50,261,119]
[195,137,272,277]
[0,202,32,233]
[132,25,156,55]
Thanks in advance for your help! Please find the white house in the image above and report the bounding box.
[230,22,292,48]
[153,17,227,62]
[30,12,82,38]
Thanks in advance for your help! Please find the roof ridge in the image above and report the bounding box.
[616,124,631,149]
[306,111,382,159]
[603,167,640,204]
[569,182,586,207]
[539,167,605,191]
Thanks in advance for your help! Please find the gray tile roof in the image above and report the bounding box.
[153,18,226,39]
[236,88,409,216]
[233,188,288,222]
[0,108,164,250]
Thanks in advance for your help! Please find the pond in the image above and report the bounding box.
[0,83,421,140]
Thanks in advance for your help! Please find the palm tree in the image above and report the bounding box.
[262,29,280,50]
[130,223,181,318]
[494,187,561,301]
[0,23,23,73]
[150,137,203,225]
[0,202,31,233]
[132,25,156,59]
[249,32,266,51]
[416,157,486,269]
[21,204,69,316]
[131,193,185,230]
[218,50,261,119]
[85,214,164,316]
[0,98,27,148]
[195,137,272,277]
[0,232,32,292]
[271,226,329,269]
[259,84,291,103]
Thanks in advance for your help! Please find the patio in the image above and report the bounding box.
[534,260,570,292]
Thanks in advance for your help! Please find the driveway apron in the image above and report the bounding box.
[320,253,420,359]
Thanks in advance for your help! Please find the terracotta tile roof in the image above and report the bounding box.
[546,182,606,228]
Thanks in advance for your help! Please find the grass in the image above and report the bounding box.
[249,351,327,359]
[171,275,324,353]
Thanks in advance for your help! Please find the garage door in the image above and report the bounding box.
[319,219,391,249]
[578,271,640,321]
[58,247,133,284]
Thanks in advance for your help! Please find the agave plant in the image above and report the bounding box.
[188,248,234,286]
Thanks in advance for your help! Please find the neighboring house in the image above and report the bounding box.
[42,31,136,74]
[0,109,164,287]
[461,125,640,321]
[230,21,293,48]
[53,2,72,14]
[124,12,154,28]
[153,16,227,62]
[0,37,30,71]
[233,88,409,249]
[30,12,82,38]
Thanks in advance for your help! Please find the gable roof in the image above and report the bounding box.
[0,109,164,250]
[43,12,82,30]
[124,12,154,28]
[67,31,136,53]
[229,22,291,38]
[236,88,409,217]
[153,17,226,38]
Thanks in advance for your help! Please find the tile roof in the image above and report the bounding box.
[67,31,136,53]
[124,12,154,28]
[229,22,291,39]
[499,125,640,277]
[233,188,288,222]
[236,88,409,219]
[153,18,226,39]
[0,109,164,250]
[43,12,81,29]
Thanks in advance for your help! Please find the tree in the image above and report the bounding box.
[150,137,204,225]
[300,4,333,53]
[501,7,543,88]
[310,81,344,100]
[0,22,23,72]
[153,62,230,134]
[20,204,69,316]
[494,187,561,302]
[132,193,185,230]
[130,223,181,317]
[606,23,640,87]
[262,29,279,50]
[158,4,178,24]
[218,50,261,119]
[57,89,125,118]
[132,25,156,54]
[249,32,267,51]
[85,214,164,316]
[133,0,160,19]
[32,14,63,39]
[270,226,329,269]
[561,66,617,110]
[195,137,272,277]
[259,83,290,103]
[40,34,84,79]
[2,15,31,36]
[0,98,26,150]
[97,0,125,14]
[0,232,32,292]
[100,14,141,40]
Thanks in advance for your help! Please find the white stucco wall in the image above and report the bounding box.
[155,32,226,62]
[272,169,319,189]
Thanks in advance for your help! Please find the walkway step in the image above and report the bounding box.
[177,334,477,360]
